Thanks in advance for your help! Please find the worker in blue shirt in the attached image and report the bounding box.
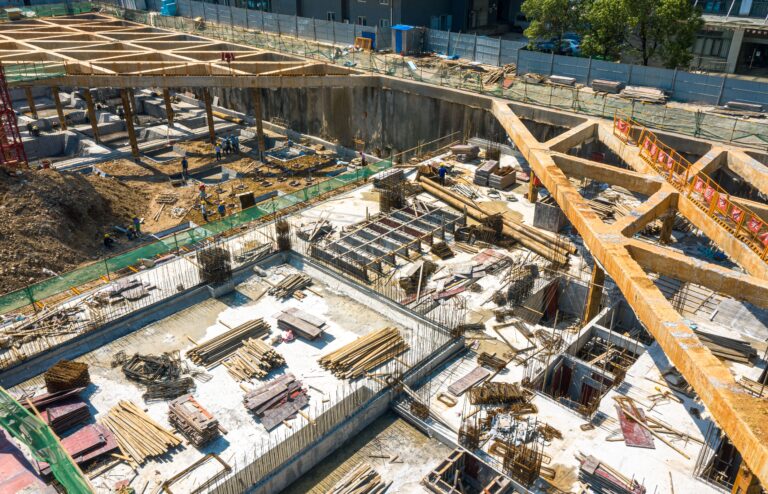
[438,164,447,186]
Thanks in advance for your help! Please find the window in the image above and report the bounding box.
[380,0,389,4]
[379,18,390,28]
[357,16,367,26]
[327,12,336,21]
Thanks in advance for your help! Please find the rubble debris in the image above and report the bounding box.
[143,377,196,402]
[187,318,271,367]
[122,352,184,385]
[44,360,90,393]
[168,394,221,447]
[319,327,409,379]
[243,373,309,430]
[101,400,182,464]
[469,382,532,405]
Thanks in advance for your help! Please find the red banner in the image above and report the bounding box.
[760,230,768,247]
[704,186,715,203]
[731,206,744,224]
[694,177,705,193]
[717,196,728,214]
[748,216,762,234]
[615,119,629,135]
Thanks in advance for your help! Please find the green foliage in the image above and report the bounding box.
[622,0,703,67]
[521,0,582,46]
[581,0,630,61]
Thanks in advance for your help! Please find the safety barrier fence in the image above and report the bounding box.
[614,112,768,260]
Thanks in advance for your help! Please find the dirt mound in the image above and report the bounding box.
[0,169,149,295]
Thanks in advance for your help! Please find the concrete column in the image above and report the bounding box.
[163,89,174,126]
[659,211,675,245]
[528,173,539,203]
[203,88,216,145]
[83,89,100,143]
[739,0,754,16]
[251,87,266,156]
[732,462,761,494]
[51,86,67,130]
[127,88,139,125]
[24,87,37,119]
[726,28,745,74]
[120,89,140,158]
[583,264,605,323]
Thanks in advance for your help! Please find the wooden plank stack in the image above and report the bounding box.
[577,452,646,494]
[473,160,499,186]
[620,86,666,104]
[592,79,625,94]
[243,373,309,430]
[101,400,182,465]
[143,377,196,402]
[693,328,757,363]
[44,360,90,393]
[447,367,491,396]
[488,167,516,189]
[22,387,85,411]
[327,463,388,494]
[168,394,220,447]
[223,338,285,381]
[187,318,271,367]
[269,273,312,299]
[319,327,409,379]
[36,424,118,477]
[276,307,326,340]
[431,242,454,260]
[39,398,91,434]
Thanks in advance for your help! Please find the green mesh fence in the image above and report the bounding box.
[0,388,91,493]
[0,159,392,315]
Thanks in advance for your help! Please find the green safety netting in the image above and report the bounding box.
[0,160,392,315]
[0,388,91,493]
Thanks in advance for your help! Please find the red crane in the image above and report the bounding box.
[0,64,28,171]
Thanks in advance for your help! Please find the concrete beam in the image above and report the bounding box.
[544,121,598,153]
[728,150,768,199]
[611,190,678,238]
[551,152,664,196]
[627,239,768,309]
[688,147,727,178]
[491,100,768,486]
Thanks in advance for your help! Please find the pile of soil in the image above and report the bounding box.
[0,169,149,295]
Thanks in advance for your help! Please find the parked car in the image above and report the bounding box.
[534,38,581,56]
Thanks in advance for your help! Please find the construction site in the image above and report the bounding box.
[0,3,767,494]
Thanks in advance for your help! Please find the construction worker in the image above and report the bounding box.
[103,233,115,248]
[198,184,208,203]
[214,142,222,161]
[201,203,209,222]
[181,156,189,180]
[233,134,240,154]
[438,164,447,186]
[223,136,232,156]
[217,202,226,217]
[132,216,141,236]
[127,225,137,240]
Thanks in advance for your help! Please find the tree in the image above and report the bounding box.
[521,0,583,48]
[580,0,631,61]
[626,0,703,67]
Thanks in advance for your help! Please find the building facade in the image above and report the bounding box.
[693,0,768,74]
[259,0,519,32]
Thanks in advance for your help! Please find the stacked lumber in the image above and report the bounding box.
[419,178,574,264]
[243,373,309,430]
[592,79,625,94]
[620,86,666,104]
[276,308,326,340]
[431,242,454,260]
[44,360,90,392]
[474,160,499,186]
[39,398,91,434]
[168,394,220,447]
[577,452,646,494]
[101,400,182,464]
[548,75,576,86]
[319,327,409,379]
[478,352,508,371]
[327,463,388,494]
[469,382,531,405]
[693,328,757,363]
[187,318,271,367]
[489,167,516,189]
[269,273,312,299]
[223,338,285,381]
